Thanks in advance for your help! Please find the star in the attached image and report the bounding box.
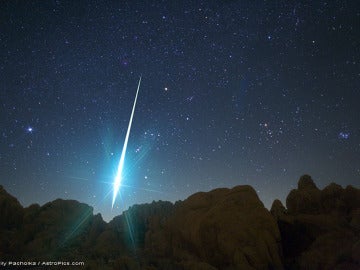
[338,132,350,140]
[186,96,194,102]
[0,0,358,223]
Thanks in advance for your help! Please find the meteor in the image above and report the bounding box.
[112,76,142,208]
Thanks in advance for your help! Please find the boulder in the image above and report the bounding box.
[299,230,357,270]
[276,175,360,269]
[286,175,321,214]
[350,208,360,230]
[0,185,25,258]
[0,185,24,229]
[146,185,283,270]
[270,199,286,219]
[21,199,94,259]
[1,176,359,270]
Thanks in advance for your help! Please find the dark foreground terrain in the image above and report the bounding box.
[0,175,359,270]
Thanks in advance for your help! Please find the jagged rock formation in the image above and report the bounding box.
[0,186,23,261]
[0,185,24,230]
[145,186,283,270]
[271,175,360,270]
[270,199,286,219]
[0,175,359,270]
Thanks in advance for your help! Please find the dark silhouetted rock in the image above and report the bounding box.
[298,230,358,270]
[22,199,93,257]
[271,199,286,219]
[146,185,283,270]
[298,174,317,190]
[113,256,140,270]
[1,175,359,270]
[109,200,175,250]
[182,261,218,270]
[286,175,322,214]
[350,208,360,230]
[0,185,25,258]
[0,185,24,230]
[274,175,360,270]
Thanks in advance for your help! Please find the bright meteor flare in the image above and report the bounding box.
[112,76,142,208]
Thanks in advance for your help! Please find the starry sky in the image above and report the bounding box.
[1,1,359,221]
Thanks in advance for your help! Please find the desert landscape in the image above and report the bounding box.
[1,175,359,269]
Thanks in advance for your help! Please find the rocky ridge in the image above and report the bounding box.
[0,175,359,270]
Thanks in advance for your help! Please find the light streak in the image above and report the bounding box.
[112,76,142,208]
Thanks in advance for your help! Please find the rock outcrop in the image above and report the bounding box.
[0,186,25,258]
[0,185,24,230]
[273,175,360,270]
[146,186,283,270]
[0,176,359,270]
[270,199,286,219]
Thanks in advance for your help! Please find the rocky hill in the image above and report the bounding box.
[271,175,360,270]
[0,175,359,269]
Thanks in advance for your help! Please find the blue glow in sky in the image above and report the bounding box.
[1,1,359,222]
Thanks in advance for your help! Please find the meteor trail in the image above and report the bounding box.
[112,76,142,208]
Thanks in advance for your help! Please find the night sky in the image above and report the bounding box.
[1,1,359,222]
